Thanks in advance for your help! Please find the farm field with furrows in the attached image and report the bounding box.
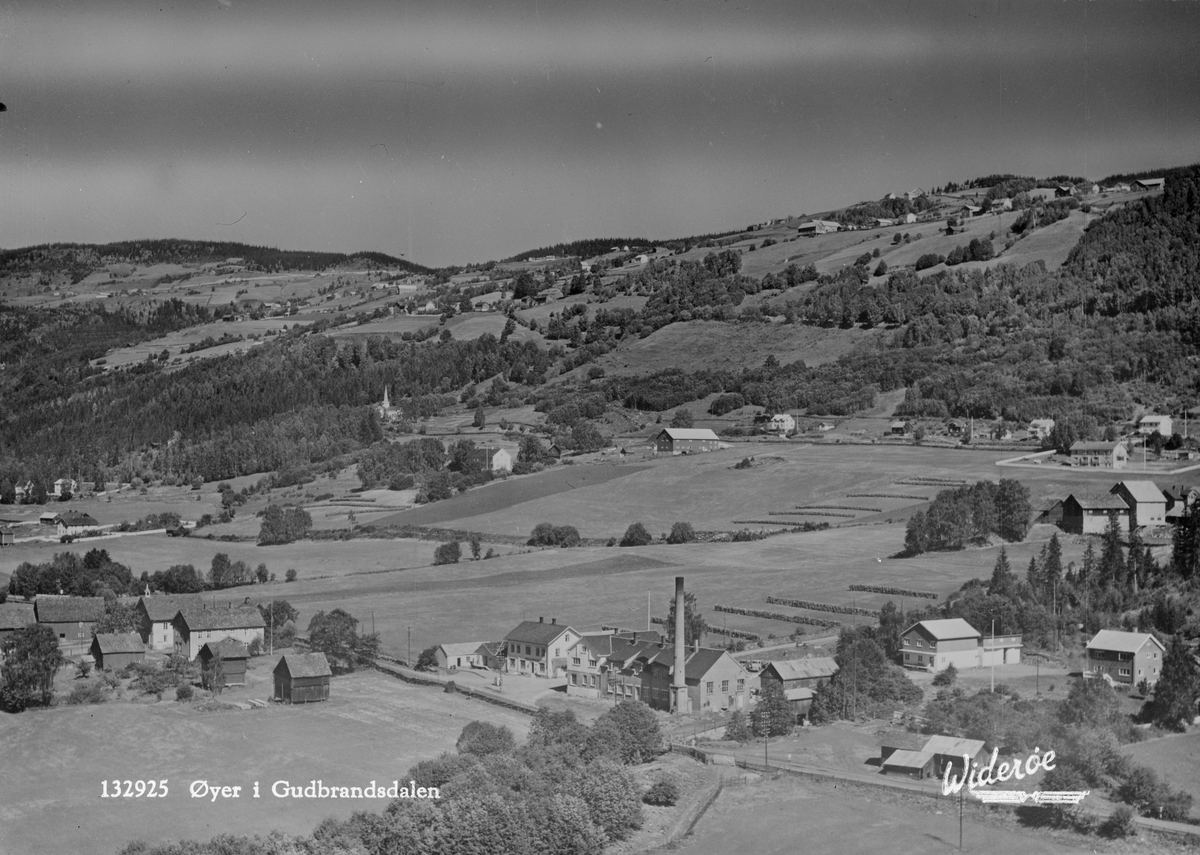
[0,666,530,855]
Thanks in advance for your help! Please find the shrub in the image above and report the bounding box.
[725,709,753,741]
[915,253,944,271]
[873,260,888,277]
[643,778,680,806]
[415,645,439,671]
[433,540,462,565]
[175,684,194,702]
[285,568,297,582]
[1100,804,1136,838]
[248,637,264,656]
[620,522,653,547]
[456,721,516,756]
[932,663,958,687]
[67,680,106,705]
[666,522,696,544]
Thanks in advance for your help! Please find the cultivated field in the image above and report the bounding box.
[0,667,531,855]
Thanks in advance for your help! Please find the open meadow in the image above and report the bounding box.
[0,666,530,855]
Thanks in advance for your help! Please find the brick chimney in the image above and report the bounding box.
[673,576,688,714]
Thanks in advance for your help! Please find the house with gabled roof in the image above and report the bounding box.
[469,447,512,473]
[901,619,981,672]
[1137,414,1172,437]
[608,641,749,712]
[1028,418,1055,440]
[199,638,251,686]
[1061,493,1130,535]
[504,617,579,678]
[1134,177,1165,191]
[89,632,145,671]
[274,652,331,703]
[173,605,265,660]
[136,594,203,651]
[435,642,487,671]
[1069,440,1128,470]
[1085,629,1165,686]
[0,527,13,547]
[653,428,722,455]
[56,511,99,537]
[1111,480,1167,529]
[922,735,988,779]
[35,595,106,654]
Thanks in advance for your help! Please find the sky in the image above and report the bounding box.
[1,0,1198,267]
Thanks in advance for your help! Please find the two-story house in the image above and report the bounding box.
[503,617,579,678]
[616,642,750,713]
[565,630,664,699]
[900,619,981,671]
[136,594,202,651]
[1085,629,1165,686]
[172,605,265,661]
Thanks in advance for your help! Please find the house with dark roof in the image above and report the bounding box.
[1086,630,1165,687]
[56,511,100,537]
[274,652,332,703]
[199,638,251,687]
[759,657,840,720]
[1069,440,1128,469]
[0,527,13,547]
[922,735,988,779]
[1134,177,1165,191]
[173,605,265,660]
[137,594,203,651]
[597,640,749,713]
[653,428,722,455]
[1061,493,1130,535]
[35,595,106,654]
[468,447,512,473]
[503,617,580,678]
[1111,480,1167,529]
[90,632,145,671]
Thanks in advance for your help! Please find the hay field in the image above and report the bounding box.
[1122,733,1200,804]
[0,668,530,855]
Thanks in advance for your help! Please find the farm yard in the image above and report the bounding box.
[0,666,532,855]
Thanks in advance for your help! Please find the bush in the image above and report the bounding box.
[725,709,753,741]
[620,522,653,547]
[175,684,194,702]
[1099,804,1137,838]
[433,540,462,565]
[666,522,696,544]
[873,260,888,277]
[914,252,944,271]
[643,777,680,806]
[67,680,106,705]
[415,645,439,671]
[248,637,264,656]
[528,523,582,548]
[285,568,297,582]
[932,663,958,687]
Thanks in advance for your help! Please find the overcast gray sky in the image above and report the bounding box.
[2,0,1197,267]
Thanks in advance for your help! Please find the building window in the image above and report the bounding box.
[589,659,597,667]
[1119,668,1131,677]
[736,679,744,692]
[572,656,580,665]
[903,638,910,646]
[721,680,730,693]
[571,673,577,685]
[706,681,714,694]
[917,640,924,648]
[555,648,560,657]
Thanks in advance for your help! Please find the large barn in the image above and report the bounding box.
[653,428,722,455]
[274,652,332,704]
[90,632,145,671]
[35,595,106,655]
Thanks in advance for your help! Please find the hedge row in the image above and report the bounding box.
[713,604,842,629]
[845,492,927,500]
[717,627,762,641]
[732,520,831,526]
[848,584,940,600]
[794,504,883,513]
[767,510,856,519]
[765,596,879,617]
[895,478,966,486]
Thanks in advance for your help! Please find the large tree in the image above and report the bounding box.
[0,624,66,711]
[1141,635,1200,731]
[306,608,377,673]
[752,680,795,737]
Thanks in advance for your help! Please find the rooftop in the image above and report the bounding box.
[1086,629,1165,655]
[92,632,145,655]
[275,652,332,679]
[35,595,106,624]
[904,619,980,641]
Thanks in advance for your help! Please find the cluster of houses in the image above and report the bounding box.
[1039,478,1192,535]
[0,592,331,704]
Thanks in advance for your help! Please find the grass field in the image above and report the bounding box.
[1122,732,1200,804]
[676,772,1175,855]
[0,666,530,855]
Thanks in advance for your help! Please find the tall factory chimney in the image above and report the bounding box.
[673,575,688,715]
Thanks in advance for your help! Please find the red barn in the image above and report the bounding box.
[274,652,332,704]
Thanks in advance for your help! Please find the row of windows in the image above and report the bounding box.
[705,679,745,694]
[902,638,932,649]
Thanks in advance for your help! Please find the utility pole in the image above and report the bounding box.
[268,602,273,656]
[990,619,995,693]
[959,783,964,850]
[407,626,412,667]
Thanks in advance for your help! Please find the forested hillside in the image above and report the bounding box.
[3,168,1200,491]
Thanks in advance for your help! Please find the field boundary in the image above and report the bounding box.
[370,658,540,716]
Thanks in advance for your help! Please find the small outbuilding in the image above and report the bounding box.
[0,527,13,547]
[199,638,251,687]
[1061,493,1130,535]
[89,632,146,671]
[274,652,332,704]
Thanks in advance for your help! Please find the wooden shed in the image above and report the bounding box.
[199,638,251,687]
[274,652,332,704]
[0,527,14,547]
[90,632,146,671]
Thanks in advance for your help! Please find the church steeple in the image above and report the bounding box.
[382,386,391,410]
